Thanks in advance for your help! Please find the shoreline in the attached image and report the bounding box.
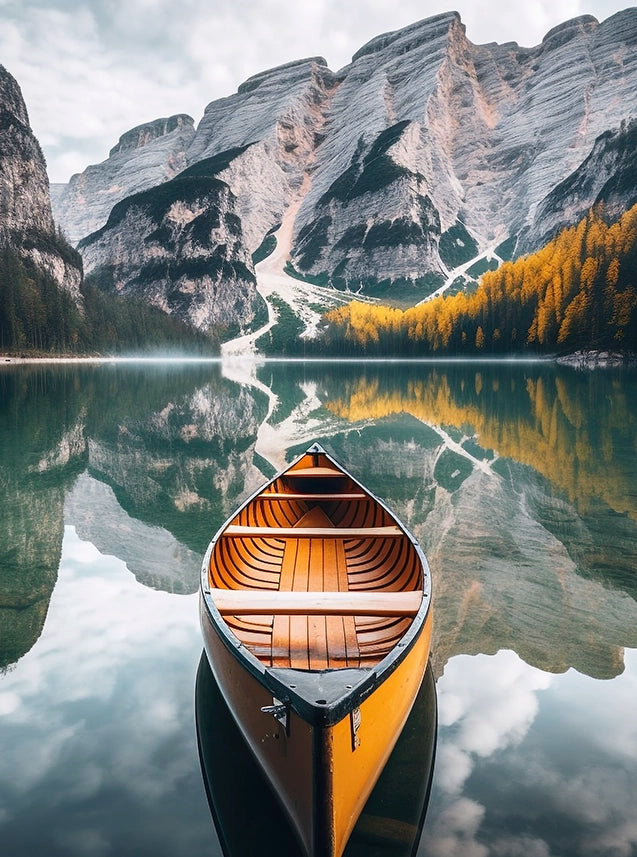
[555,349,637,369]
[2,349,636,368]
[2,355,117,365]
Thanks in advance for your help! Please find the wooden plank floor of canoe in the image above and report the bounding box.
[271,507,359,670]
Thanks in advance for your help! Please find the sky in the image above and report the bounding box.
[0,0,633,183]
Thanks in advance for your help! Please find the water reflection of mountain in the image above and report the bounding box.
[314,363,637,589]
[3,361,636,681]
[0,368,87,668]
[65,473,202,593]
[1,363,268,665]
[285,363,637,680]
[82,364,270,557]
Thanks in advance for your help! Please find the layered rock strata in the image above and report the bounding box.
[521,118,637,251]
[0,64,82,303]
[78,59,337,333]
[78,153,264,335]
[54,9,637,319]
[51,114,195,245]
[291,10,637,288]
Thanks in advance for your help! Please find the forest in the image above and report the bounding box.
[0,243,217,355]
[321,204,637,356]
[2,203,636,357]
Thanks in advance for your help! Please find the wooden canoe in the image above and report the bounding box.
[199,443,433,857]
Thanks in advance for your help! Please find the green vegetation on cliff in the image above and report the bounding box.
[0,245,218,355]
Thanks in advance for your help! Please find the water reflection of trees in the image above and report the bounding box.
[309,363,637,678]
[0,363,268,667]
[322,364,637,522]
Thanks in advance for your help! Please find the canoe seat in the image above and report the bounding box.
[284,467,346,478]
[214,506,421,670]
[209,589,423,617]
[222,525,402,539]
[257,492,367,501]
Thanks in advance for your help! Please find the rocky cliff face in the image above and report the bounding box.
[0,64,82,303]
[51,114,195,245]
[520,118,637,251]
[187,58,339,254]
[78,152,264,335]
[76,59,334,333]
[53,9,637,326]
[291,10,637,291]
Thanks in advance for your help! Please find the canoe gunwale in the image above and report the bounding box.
[199,443,432,729]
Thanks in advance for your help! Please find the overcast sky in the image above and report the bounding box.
[0,0,632,183]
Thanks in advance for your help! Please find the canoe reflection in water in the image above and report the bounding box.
[195,653,437,857]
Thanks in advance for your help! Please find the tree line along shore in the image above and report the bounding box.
[1,203,636,360]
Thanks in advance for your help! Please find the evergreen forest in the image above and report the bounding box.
[2,203,637,357]
[0,245,217,356]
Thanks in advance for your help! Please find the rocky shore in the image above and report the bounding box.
[556,349,637,369]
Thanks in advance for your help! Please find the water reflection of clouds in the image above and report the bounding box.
[419,652,553,856]
[0,526,215,856]
[436,650,552,793]
[549,649,637,763]
[421,649,637,857]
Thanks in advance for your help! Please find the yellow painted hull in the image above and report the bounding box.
[200,596,432,857]
[313,608,432,857]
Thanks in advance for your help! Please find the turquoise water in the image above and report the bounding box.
[1,360,636,856]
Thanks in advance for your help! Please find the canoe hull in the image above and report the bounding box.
[199,444,433,857]
[200,591,432,857]
[195,651,438,857]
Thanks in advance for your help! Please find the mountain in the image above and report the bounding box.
[76,152,266,335]
[51,114,196,246]
[74,57,336,336]
[520,117,637,252]
[0,65,218,354]
[0,64,82,304]
[52,10,637,336]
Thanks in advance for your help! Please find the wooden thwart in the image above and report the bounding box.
[285,467,346,478]
[209,588,423,617]
[257,492,367,501]
[222,525,402,539]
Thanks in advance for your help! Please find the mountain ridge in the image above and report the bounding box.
[17,11,637,342]
[0,63,82,305]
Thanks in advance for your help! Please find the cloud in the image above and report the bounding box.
[0,524,216,856]
[419,651,554,855]
[0,526,201,805]
[549,647,637,763]
[0,690,20,715]
[438,649,552,762]
[421,796,489,857]
[490,834,551,857]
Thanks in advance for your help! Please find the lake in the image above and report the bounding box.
[1,358,636,857]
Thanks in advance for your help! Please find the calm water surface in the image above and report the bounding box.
[1,359,636,857]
